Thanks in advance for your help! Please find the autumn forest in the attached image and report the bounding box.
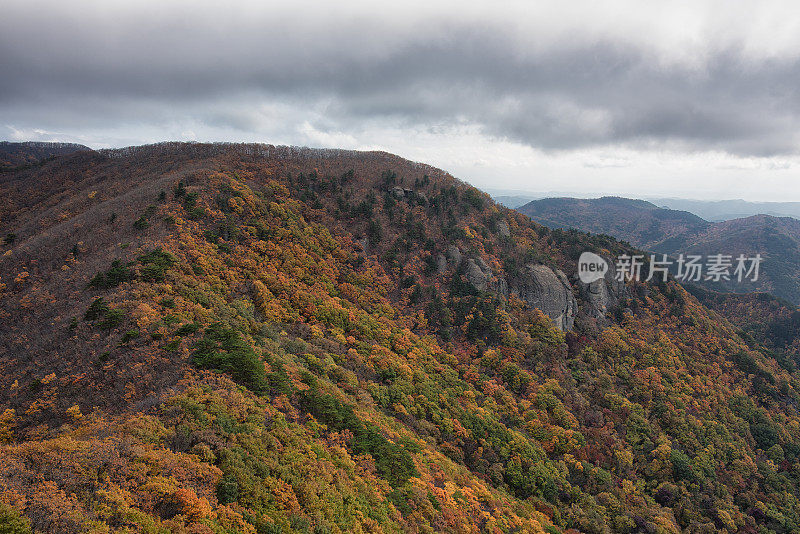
[1,142,800,533]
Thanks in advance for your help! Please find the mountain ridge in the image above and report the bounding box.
[518,196,710,249]
[0,141,91,170]
[2,142,800,532]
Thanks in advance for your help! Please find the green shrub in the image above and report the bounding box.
[173,180,186,198]
[289,515,310,533]
[121,329,140,343]
[88,259,133,289]
[216,473,239,504]
[501,363,531,394]
[84,297,124,329]
[84,297,110,321]
[98,309,125,330]
[138,248,178,282]
[300,388,418,487]
[253,520,281,534]
[670,449,695,481]
[192,323,268,393]
[175,322,200,336]
[387,487,414,515]
[184,191,204,219]
[267,366,294,396]
[133,215,149,230]
[0,503,32,534]
[462,187,486,210]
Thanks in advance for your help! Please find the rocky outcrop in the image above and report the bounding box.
[437,245,574,329]
[497,220,510,237]
[510,264,577,331]
[447,245,462,265]
[465,258,491,291]
[577,255,627,321]
[391,186,416,199]
[436,253,448,274]
[441,247,509,298]
[491,276,509,299]
[581,278,614,318]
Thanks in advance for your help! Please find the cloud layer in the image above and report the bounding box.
[4,0,800,198]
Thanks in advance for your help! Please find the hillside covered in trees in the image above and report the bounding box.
[0,141,90,171]
[2,142,800,533]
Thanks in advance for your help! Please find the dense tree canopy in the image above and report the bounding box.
[1,143,799,532]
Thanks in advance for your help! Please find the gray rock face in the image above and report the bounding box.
[469,258,511,298]
[357,237,369,254]
[577,255,627,321]
[436,253,448,274]
[510,264,577,330]
[582,278,613,318]
[447,245,462,265]
[437,244,512,301]
[465,258,491,291]
[497,220,510,237]
[490,276,509,299]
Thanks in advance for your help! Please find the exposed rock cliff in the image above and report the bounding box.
[447,245,463,265]
[510,264,577,330]
[577,255,627,322]
[497,219,510,237]
[443,245,577,331]
[465,258,491,291]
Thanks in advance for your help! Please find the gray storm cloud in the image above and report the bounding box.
[3,0,800,156]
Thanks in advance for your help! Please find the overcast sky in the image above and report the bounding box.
[4,0,800,200]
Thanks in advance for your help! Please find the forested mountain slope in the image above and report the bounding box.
[1,143,799,533]
[0,141,91,170]
[516,197,709,250]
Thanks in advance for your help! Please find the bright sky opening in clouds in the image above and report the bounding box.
[4,0,800,200]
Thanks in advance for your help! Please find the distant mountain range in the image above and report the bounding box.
[651,198,800,222]
[493,195,542,208]
[518,196,800,304]
[492,192,800,221]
